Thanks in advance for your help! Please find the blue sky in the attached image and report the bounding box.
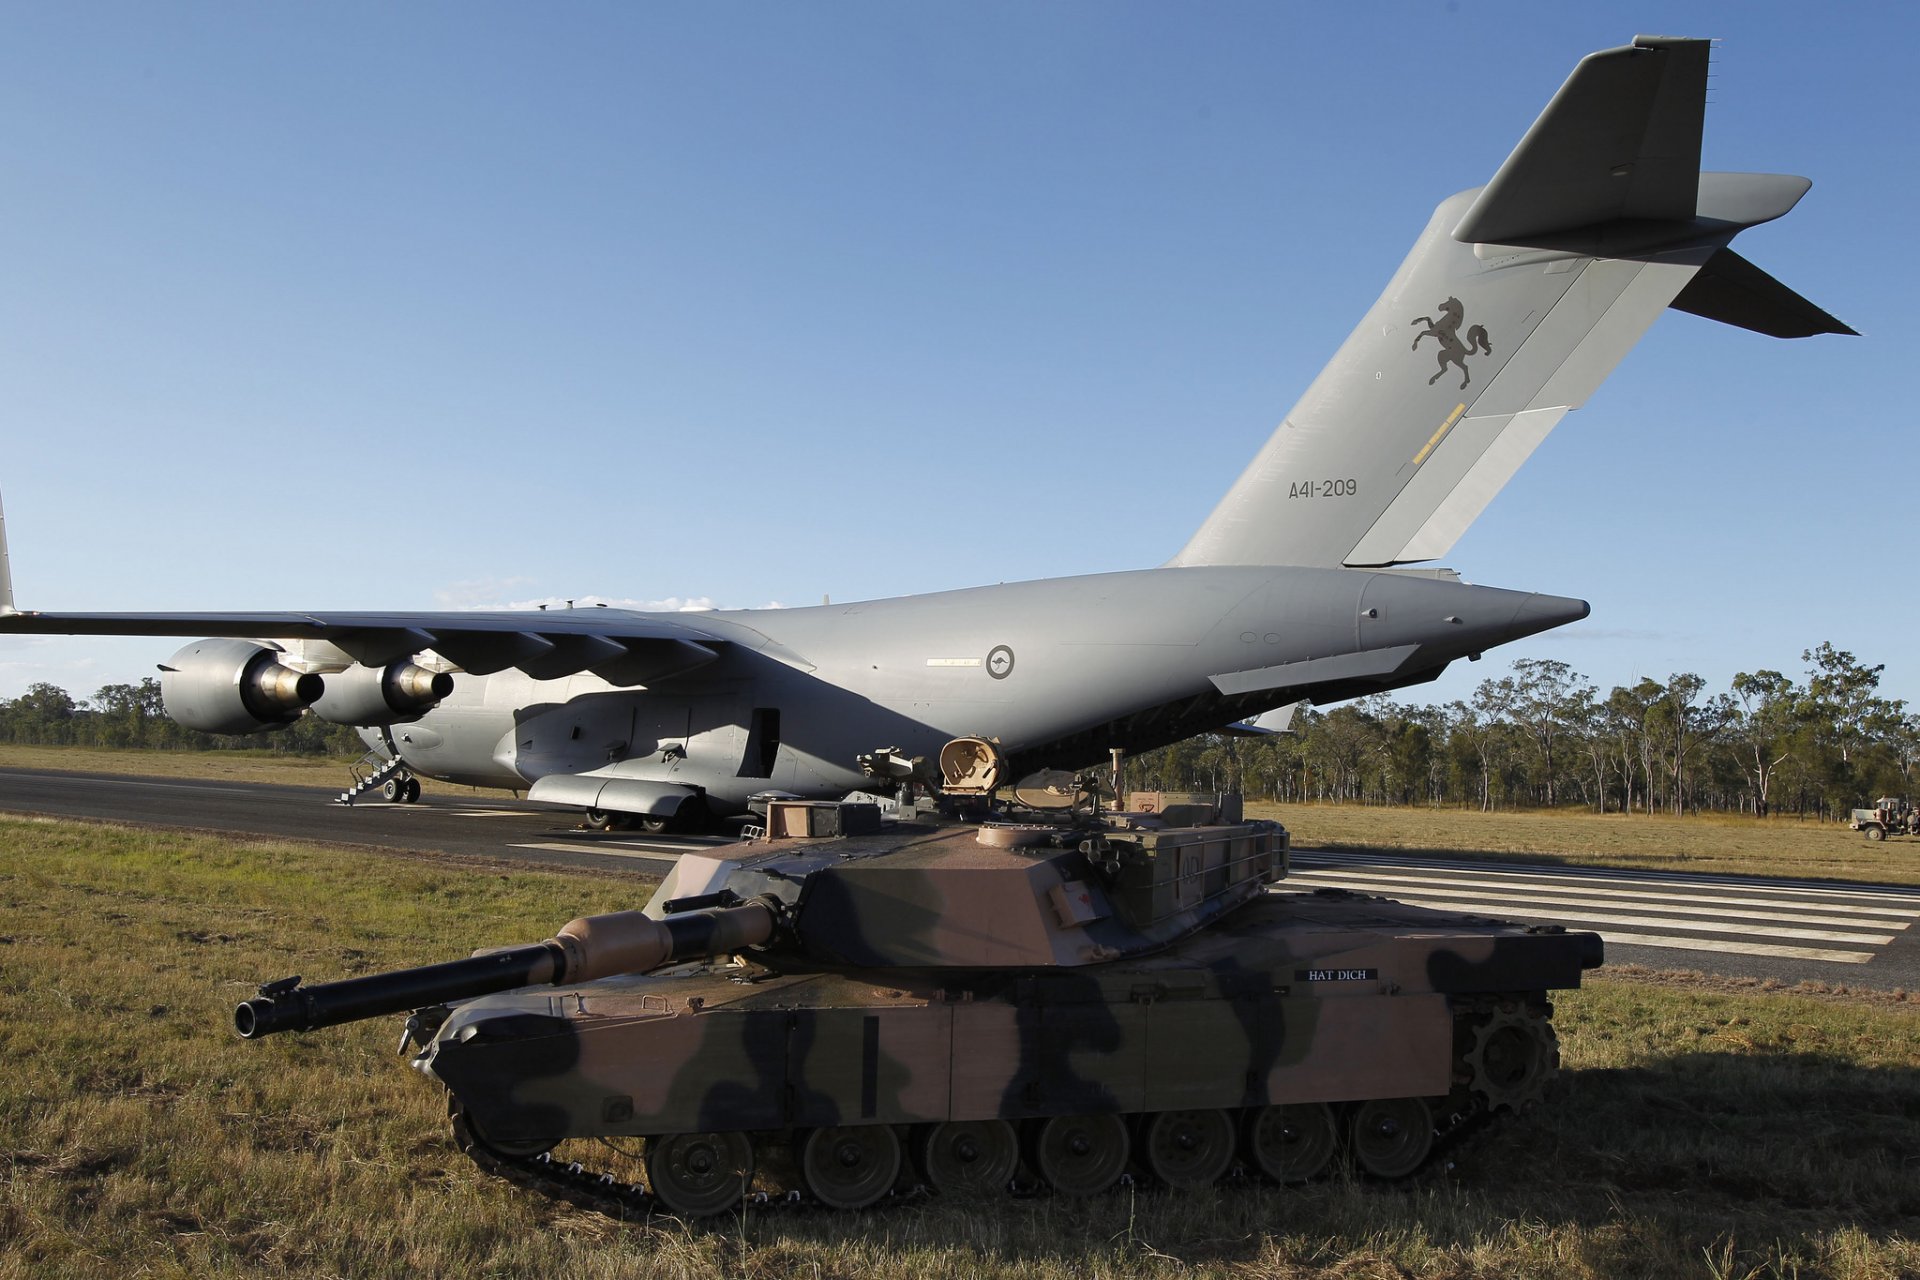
[2,3,1914,713]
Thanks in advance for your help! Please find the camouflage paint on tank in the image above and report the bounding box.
[421,813,1597,1152]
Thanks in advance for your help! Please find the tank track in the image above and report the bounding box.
[448,997,1554,1220]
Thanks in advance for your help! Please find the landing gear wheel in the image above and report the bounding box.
[645,1131,755,1218]
[1028,1113,1130,1197]
[450,1099,557,1160]
[799,1125,902,1210]
[401,777,422,804]
[1242,1102,1339,1183]
[1139,1109,1235,1189]
[1350,1097,1434,1179]
[583,808,616,831]
[381,777,402,802]
[1462,1005,1559,1113]
[913,1120,1018,1197]
[636,815,670,834]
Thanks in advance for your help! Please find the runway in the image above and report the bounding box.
[4,765,1917,988]
[1288,848,1920,990]
[0,765,699,875]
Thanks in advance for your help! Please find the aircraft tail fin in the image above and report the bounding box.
[1171,36,1852,572]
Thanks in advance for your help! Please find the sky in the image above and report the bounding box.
[1,2,1915,714]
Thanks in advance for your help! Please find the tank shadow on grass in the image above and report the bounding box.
[718,1052,1919,1270]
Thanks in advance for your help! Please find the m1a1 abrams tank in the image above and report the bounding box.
[235,742,1603,1217]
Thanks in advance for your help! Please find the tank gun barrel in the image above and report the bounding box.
[234,899,777,1038]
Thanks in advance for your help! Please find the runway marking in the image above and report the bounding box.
[68,775,262,796]
[1288,851,1920,967]
[1296,850,1920,903]
[1331,891,1894,945]
[1303,869,1918,924]
[511,841,680,866]
[449,808,546,818]
[1585,932,1874,965]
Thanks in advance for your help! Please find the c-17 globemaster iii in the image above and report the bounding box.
[0,36,1850,829]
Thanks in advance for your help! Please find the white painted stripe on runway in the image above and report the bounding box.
[1297,868,1920,921]
[511,841,678,864]
[1358,894,1895,945]
[1295,876,1909,932]
[451,809,548,818]
[1593,931,1874,965]
[1294,851,1920,904]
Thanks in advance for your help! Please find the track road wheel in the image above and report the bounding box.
[646,1131,755,1218]
[1139,1109,1235,1189]
[1350,1098,1434,1179]
[1242,1102,1339,1183]
[800,1125,902,1210]
[913,1120,1019,1197]
[1028,1113,1130,1197]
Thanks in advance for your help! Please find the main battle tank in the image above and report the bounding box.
[236,746,1603,1216]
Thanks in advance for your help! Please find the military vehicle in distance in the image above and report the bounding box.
[1850,798,1919,841]
[235,744,1603,1216]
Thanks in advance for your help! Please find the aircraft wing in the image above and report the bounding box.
[0,606,726,685]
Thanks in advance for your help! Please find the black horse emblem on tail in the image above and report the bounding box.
[1410,297,1492,389]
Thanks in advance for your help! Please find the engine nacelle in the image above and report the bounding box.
[311,662,455,727]
[160,639,325,735]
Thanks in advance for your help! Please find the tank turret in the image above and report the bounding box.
[233,757,1602,1217]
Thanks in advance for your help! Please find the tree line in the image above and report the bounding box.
[1128,643,1916,819]
[0,677,364,756]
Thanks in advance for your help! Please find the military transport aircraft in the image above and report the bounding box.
[0,36,1851,829]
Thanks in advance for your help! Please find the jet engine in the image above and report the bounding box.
[311,662,454,727]
[159,639,324,735]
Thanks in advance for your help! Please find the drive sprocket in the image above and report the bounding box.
[1460,1002,1558,1113]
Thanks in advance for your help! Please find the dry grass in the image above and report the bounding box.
[1255,802,1920,888]
[0,744,496,797]
[1,815,1916,1278]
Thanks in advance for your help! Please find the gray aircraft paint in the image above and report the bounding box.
[0,36,1850,820]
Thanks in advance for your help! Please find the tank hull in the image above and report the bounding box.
[425,889,1598,1160]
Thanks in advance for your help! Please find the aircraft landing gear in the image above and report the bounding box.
[381,773,422,804]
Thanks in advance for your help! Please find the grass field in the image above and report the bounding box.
[1,816,1915,1278]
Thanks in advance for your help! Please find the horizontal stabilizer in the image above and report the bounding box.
[1454,35,1709,245]
[1669,247,1857,338]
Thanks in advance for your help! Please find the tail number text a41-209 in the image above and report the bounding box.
[1288,478,1358,499]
